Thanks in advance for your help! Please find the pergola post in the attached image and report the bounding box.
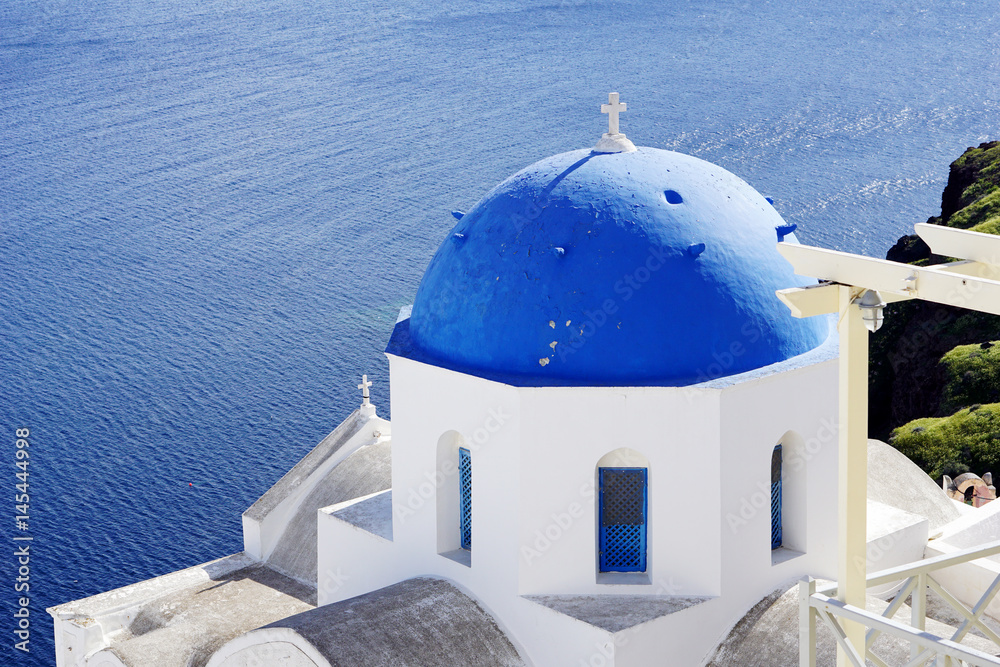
[837,286,869,665]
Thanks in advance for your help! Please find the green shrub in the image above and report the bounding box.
[971,216,1000,236]
[939,341,1000,414]
[948,188,1000,230]
[890,403,1000,480]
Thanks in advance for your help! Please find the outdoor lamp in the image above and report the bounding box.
[855,289,886,333]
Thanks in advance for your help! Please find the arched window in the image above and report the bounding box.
[771,431,806,563]
[459,447,472,550]
[771,444,782,550]
[436,432,470,565]
[599,467,648,572]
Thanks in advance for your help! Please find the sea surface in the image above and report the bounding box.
[2,0,999,663]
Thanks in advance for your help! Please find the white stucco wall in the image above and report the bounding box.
[317,336,842,667]
[707,357,840,660]
[516,385,722,597]
[865,500,929,598]
[316,498,398,605]
[318,353,613,666]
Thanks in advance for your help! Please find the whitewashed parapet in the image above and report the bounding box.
[242,407,390,561]
[47,552,256,667]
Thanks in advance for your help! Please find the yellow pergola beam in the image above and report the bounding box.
[777,243,1000,316]
[916,222,1000,271]
[776,283,840,318]
[777,283,915,318]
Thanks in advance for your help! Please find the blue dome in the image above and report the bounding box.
[405,147,827,386]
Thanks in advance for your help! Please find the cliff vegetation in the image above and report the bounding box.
[871,141,1000,479]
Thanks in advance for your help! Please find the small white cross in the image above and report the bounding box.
[358,374,372,406]
[601,92,627,135]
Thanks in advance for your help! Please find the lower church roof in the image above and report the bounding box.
[248,577,525,666]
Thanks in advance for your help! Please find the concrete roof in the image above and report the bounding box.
[266,439,391,585]
[868,438,960,534]
[258,577,524,666]
[85,560,314,667]
[935,491,1000,549]
[707,580,999,665]
[329,489,393,540]
[246,409,384,522]
[523,594,712,632]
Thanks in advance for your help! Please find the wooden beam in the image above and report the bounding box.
[777,243,1000,316]
[778,283,915,317]
[916,223,1000,270]
[776,283,840,318]
[926,259,999,279]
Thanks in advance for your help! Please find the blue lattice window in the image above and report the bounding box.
[459,447,472,550]
[771,445,782,550]
[599,467,647,572]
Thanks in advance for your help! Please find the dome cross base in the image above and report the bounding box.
[594,133,637,154]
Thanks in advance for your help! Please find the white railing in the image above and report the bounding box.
[800,540,1000,666]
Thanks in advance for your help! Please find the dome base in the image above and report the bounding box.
[594,133,637,154]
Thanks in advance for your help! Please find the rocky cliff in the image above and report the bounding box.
[871,141,1000,478]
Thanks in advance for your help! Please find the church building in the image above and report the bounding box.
[51,94,856,666]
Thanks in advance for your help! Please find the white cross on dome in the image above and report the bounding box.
[601,92,627,135]
[594,92,637,154]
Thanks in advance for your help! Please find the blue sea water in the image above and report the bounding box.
[1,0,998,663]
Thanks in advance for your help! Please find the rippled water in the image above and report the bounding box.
[2,0,999,662]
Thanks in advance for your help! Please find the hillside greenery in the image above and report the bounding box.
[873,141,1000,479]
[890,404,1000,480]
[938,342,1000,415]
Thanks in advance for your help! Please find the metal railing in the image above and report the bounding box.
[800,540,1000,666]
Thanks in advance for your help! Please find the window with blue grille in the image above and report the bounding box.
[771,445,782,550]
[459,447,472,550]
[599,467,647,572]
